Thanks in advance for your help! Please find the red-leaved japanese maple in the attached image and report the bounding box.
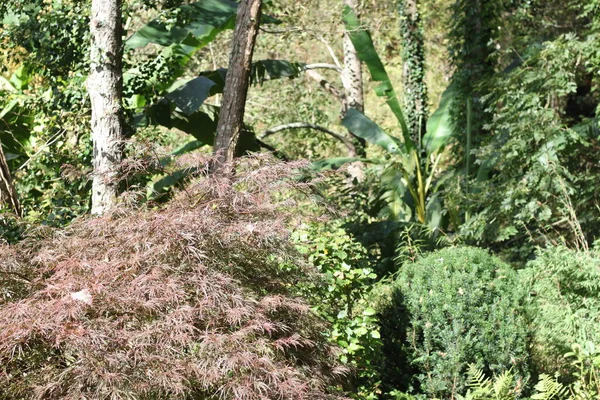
[0,156,349,399]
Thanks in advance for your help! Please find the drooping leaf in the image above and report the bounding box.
[341,108,401,154]
[423,83,456,155]
[310,157,367,171]
[164,60,305,115]
[9,65,33,91]
[165,76,217,115]
[251,59,306,83]
[125,0,238,50]
[425,194,443,231]
[147,167,201,200]
[380,165,412,221]
[342,6,412,150]
[171,140,208,156]
[169,109,218,144]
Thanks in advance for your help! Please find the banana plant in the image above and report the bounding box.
[125,0,296,148]
[124,0,307,198]
[316,7,456,231]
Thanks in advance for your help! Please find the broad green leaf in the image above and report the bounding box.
[162,60,305,115]
[310,157,367,171]
[363,307,377,316]
[125,0,238,50]
[381,165,413,221]
[9,65,32,91]
[0,99,19,120]
[342,6,412,150]
[342,108,401,154]
[165,76,216,115]
[251,59,306,83]
[423,83,455,155]
[124,0,238,102]
[425,194,443,231]
[171,140,207,156]
[147,167,200,200]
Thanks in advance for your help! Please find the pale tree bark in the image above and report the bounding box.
[342,0,366,157]
[212,0,263,173]
[0,140,21,217]
[87,0,124,215]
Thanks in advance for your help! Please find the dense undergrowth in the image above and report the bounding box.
[1,0,600,399]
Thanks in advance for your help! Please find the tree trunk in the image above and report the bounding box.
[342,0,366,157]
[212,0,263,173]
[0,140,21,217]
[88,0,124,215]
[399,0,428,144]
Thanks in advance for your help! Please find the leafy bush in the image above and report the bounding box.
[377,247,529,399]
[455,33,600,260]
[0,157,349,399]
[291,222,382,399]
[524,246,600,375]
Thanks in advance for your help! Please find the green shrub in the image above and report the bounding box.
[291,222,383,399]
[523,246,600,375]
[377,247,529,399]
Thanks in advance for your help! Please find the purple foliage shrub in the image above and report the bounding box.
[0,156,349,400]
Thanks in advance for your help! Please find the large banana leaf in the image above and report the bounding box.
[311,157,368,171]
[164,60,305,116]
[342,6,412,150]
[341,108,401,154]
[423,83,455,155]
[125,0,238,50]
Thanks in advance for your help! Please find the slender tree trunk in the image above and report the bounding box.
[88,0,124,215]
[342,0,366,157]
[0,140,21,217]
[212,0,263,173]
[399,0,428,144]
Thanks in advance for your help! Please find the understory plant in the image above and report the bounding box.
[523,246,600,376]
[292,222,382,399]
[377,246,530,399]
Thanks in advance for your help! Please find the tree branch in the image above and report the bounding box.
[261,122,356,155]
[314,34,343,70]
[304,63,342,73]
[304,69,345,103]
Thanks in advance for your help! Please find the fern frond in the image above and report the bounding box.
[466,364,492,395]
[492,370,515,398]
[531,374,568,400]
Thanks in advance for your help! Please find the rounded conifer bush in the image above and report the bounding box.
[377,246,529,398]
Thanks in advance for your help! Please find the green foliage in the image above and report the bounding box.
[458,367,564,400]
[318,9,457,233]
[1,0,90,79]
[458,365,522,400]
[398,0,428,141]
[342,5,410,146]
[564,342,600,399]
[377,247,529,398]
[455,33,600,259]
[457,353,600,400]
[291,223,382,398]
[524,246,600,374]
